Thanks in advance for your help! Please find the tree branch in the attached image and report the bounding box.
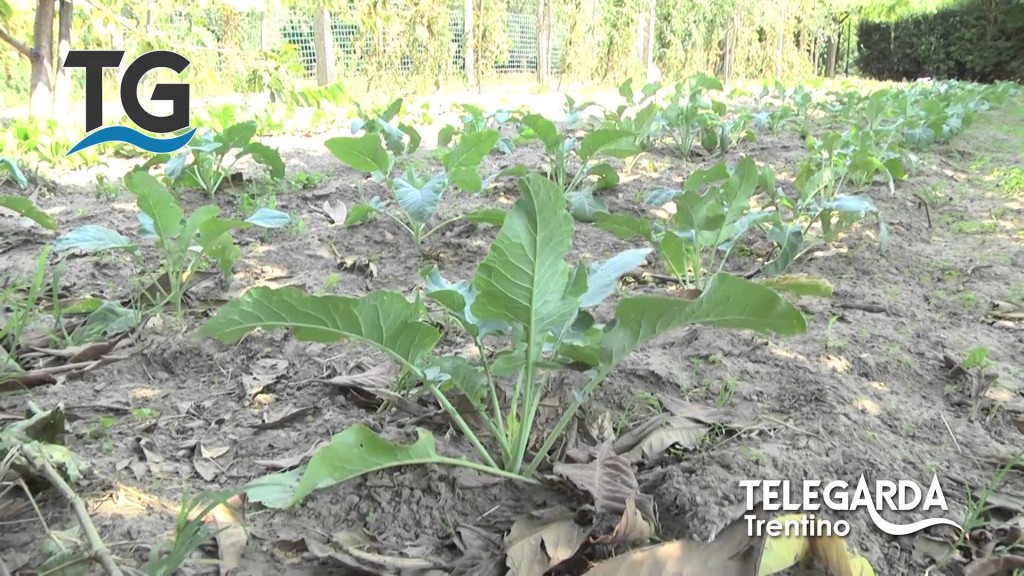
[0,26,31,59]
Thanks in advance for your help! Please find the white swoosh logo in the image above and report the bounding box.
[865,504,964,536]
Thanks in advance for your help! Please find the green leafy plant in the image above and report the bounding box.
[517,112,639,198]
[596,158,778,288]
[438,104,517,154]
[142,490,240,576]
[325,127,502,244]
[244,45,306,103]
[350,97,421,156]
[600,78,664,150]
[199,174,806,507]
[54,172,289,314]
[0,195,57,230]
[1,156,28,188]
[661,73,728,158]
[143,121,285,198]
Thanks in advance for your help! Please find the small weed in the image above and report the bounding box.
[291,170,327,190]
[715,379,737,406]
[825,315,846,350]
[94,173,123,200]
[131,407,160,421]
[287,215,306,238]
[951,219,998,234]
[322,272,341,293]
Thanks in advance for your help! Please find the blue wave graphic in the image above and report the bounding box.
[66,126,197,156]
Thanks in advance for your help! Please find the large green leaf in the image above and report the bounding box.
[0,195,56,230]
[520,114,562,151]
[325,134,392,176]
[566,190,608,222]
[443,130,500,193]
[54,225,135,252]
[127,171,184,244]
[199,287,441,368]
[215,121,258,154]
[580,248,652,308]
[0,157,28,189]
[471,175,579,343]
[422,266,506,337]
[246,425,475,507]
[593,212,654,241]
[241,142,285,179]
[394,172,447,225]
[578,128,641,161]
[245,208,291,228]
[601,272,805,365]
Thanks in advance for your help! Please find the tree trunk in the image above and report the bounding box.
[535,0,550,88]
[464,0,475,87]
[52,0,73,118]
[29,0,55,117]
[717,16,735,82]
[313,7,335,86]
[642,0,656,82]
[826,34,838,77]
[775,1,787,79]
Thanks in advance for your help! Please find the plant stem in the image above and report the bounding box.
[436,454,538,484]
[21,443,124,576]
[475,336,508,450]
[525,365,611,476]
[423,214,468,240]
[426,385,499,470]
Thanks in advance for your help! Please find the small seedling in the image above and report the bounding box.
[54,172,290,314]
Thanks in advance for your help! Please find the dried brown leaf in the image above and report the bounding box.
[591,495,652,546]
[249,404,316,430]
[201,444,231,460]
[326,363,395,390]
[242,358,289,398]
[505,508,591,576]
[553,442,657,527]
[965,555,1024,576]
[253,440,326,470]
[584,506,766,576]
[203,495,247,576]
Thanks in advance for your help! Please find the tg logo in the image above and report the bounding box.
[65,50,196,155]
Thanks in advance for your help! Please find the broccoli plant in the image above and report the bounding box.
[438,104,518,155]
[351,97,422,156]
[599,78,664,151]
[198,174,806,508]
[142,121,285,198]
[595,158,784,287]
[54,172,289,314]
[325,126,502,244]
[661,73,729,158]
[517,112,640,200]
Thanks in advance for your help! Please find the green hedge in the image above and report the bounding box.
[858,0,1024,83]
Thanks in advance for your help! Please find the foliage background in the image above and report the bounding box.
[857,0,1024,82]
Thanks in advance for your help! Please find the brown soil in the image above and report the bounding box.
[2,91,1024,576]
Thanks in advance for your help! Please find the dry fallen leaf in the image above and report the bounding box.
[552,441,657,528]
[242,358,289,399]
[584,506,768,576]
[250,404,317,430]
[591,495,653,546]
[965,555,1024,576]
[756,513,877,576]
[203,495,247,576]
[253,440,327,470]
[323,199,348,225]
[201,444,231,459]
[505,508,591,576]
